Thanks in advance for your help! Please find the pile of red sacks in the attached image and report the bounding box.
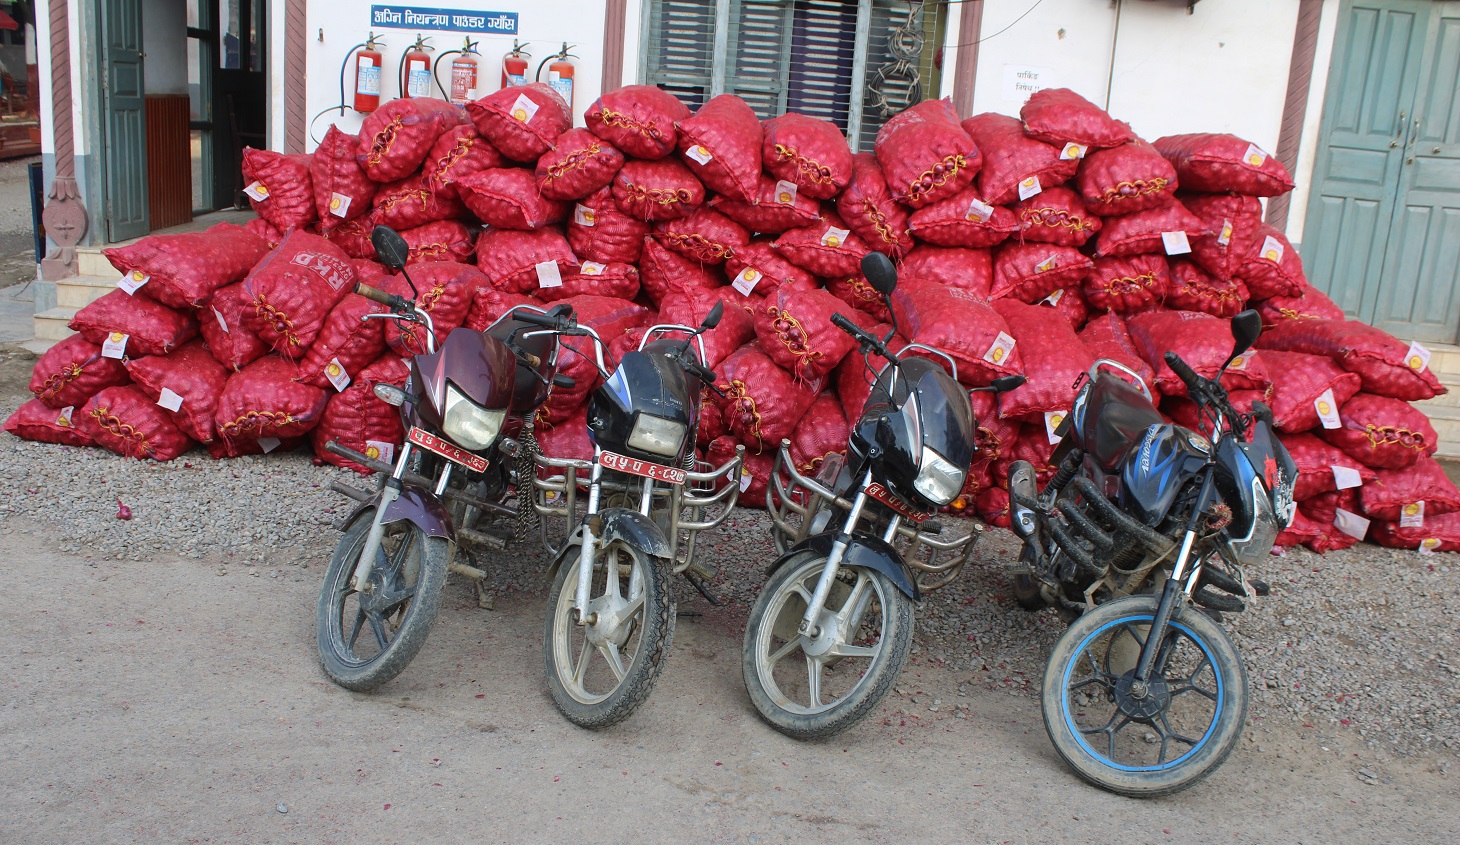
[7,84,1455,554]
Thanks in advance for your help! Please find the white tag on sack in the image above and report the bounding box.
[325,358,352,392]
[1314,388,1341,429]
[212,306,230,333]
[774,180,799,205]
[156,387,184,412]
[983,332,1016,367]
[1218,218,1234,247]
[965,197,995,223]
[328,192,353,218]
[243,181,269,202]
[1260,235,1285,263]
[1400,500,1426,529]
[1332,464,1363,490]
[510,93,539,123]
[56,406,75,428]
[685,144,714,166]
[579,260,605,276]
[1243,143,1269,168]
[1227,352,1251,372]
[1419,537,1442,555]
[739,465,753,492]
[1034,254,1058,274]
[573,204,596,227]
[732,266,762,296]
[1405,341,1431,373]
[535,261,563,289]
[1334,508,1370,540]
[1059,142,1088,161]
[1042,289,1065,306]
[821,227,850,248]
[1162,231,1192,256]
[101,332,129,360]
[364,440,395,464]
[117,270,149,295]
[1017,175,1043,201]
[258,436,282,454]
[1044,410,1068,445]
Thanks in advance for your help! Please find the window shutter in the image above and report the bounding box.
[857,0,946,151]
[643,0,718,110]
[724,0,794,118]
[785,0,860,129]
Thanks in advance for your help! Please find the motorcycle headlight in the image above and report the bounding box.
[627,414,686,458]
[913,446,964,506]
[442,384,505,452]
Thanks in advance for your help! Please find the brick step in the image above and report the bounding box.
[33,306,77,341]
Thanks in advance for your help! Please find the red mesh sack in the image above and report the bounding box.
[899,245,994,298]
[382,263,484,357]
[241,148,316,231]
[81,385,192,460]
[323,217,375,260]
[1261,350,1362,433]
[241,231,355,358]
[1020,88,1133,151]
[311,353,410,474]
[456,168,568,230]
[29,334,130,409]
[245,217,284,249]
[1084,254,1170,314]
[1096,200,1206,258]
[1165,260,1247,318]
[655,207,749,265]
[992,242,1094,303]
[725,240,816,300]
[754,286,859,380]
[215,356,329,448]
[1000,425,1059,486]
[1153,134,1295,196]
[1300,489,1358,526]
[475,228,577,295]
[1181,192,1263,279]
[712,343,820,452]
[708,435,772,505]
[1317,392,1437,469]
[295,294,388,390]
[613,158,705,222]
[1278,432,1377,501]
[907,187,1019,249]
[69,289,199,357]
[1370,512,1460,552]
[1011,187,1102,246]
[1257,285,1346,328]
[1307,522,1364,553]
[788,392,848,476]
[123,340,228,444]
[1275,509,1326,549]
[676,94,762,202]
[1076,140,1180,217]
[201,283,269,372]
[370,175,466,231]
[638,238,722,307]
[357,98,468,182]
[762,113,853,201]
[838,153,915,258]
[311,125,376,224]
[535,405,595,464]
[772,213,868,278]
[540,296,650,424]
[1235,224,1306,299]
[874,98,980,209]
[535,128,626,201]
[890,278,1023,386]
[1360,456,1460,522]
[1127,310,1271,396]
[536,260,641,303]
[970,390,1021,466]
[658,287,756,368]
[465,288,537,333]
[585,85,691,160]
[607,325,648,371]
[421,125,506,199]
[1254,318,1444,401]
[464,82,571,163]
[568,187,651,264]
[1162,387,1272,434]
[400,220,477,265]
[4,398,94,447]
[962,112,1078,206]
[1038,286,1090,332]
[993,299,1094,420]
[697,390,728,444]
[711,175,823,234]
[102,222,271,309]
[826,274,891,323]
[976,485,1012,528]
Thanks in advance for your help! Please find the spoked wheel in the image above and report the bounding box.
[316,509,449,692]
[544,540,675,729]
[742,553,914,739]
[1041,596,1248,797]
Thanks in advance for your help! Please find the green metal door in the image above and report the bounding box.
[101,0,149,241]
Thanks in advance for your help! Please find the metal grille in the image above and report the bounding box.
[643,0,717,110]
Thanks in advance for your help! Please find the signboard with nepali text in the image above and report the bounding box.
[370,5,518,35]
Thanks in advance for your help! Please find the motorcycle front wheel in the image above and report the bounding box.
[316,509,449,692]
[543,540,675,729]
[1041,595,1248,798]
[742,554,914,739]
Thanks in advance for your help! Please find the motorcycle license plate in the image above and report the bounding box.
[600,450,687,485]
[866,482,930,524]
[407,427,489,473]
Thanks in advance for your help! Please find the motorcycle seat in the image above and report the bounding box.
[1079,373,1165,472]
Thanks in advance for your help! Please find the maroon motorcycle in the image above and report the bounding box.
[316,225,574,691]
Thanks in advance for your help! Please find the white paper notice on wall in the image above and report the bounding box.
[1001,64,1056,103]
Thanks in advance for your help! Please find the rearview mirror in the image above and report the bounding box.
[371,225,410,271]
[1224,309,1262,370]
[702,301,723,331]
[861,252,898,297]
[991,375,1027,393]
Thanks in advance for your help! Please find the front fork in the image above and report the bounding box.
[798,471,873,638]
[572,453,606,624]
[348,445,454,593]
[1132,470,1215,685]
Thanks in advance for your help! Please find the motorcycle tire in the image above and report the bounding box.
[742,553,914,740]
[316,509,449,692]
[543,540,675,730]
[1041,595,1248,798]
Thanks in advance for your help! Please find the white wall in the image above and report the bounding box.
[144,0,189,96]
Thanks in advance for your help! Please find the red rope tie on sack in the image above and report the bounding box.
[366,117,405,168]
[89,404,151,458]
[845,276,880,304]
[904,153,967,203]
[543,142,603,184]
[598,108,663,141]
[37,363,85,402]
[427,136,475,190]
[772,144,835,187]
[411,244,449,260]
[1098,177,1170,205]
[1097,272,1159,295]
[624,183,690,208]
[1364,424,1427,451]
[220,410,295,438]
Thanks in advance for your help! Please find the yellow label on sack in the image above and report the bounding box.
[1260,235,1285,263]
[1034,255,1057,274]
[117,270,150,295]
[580,261,606,276]
[732,267,762,296]
[1401,501,1425,529]
[965,197,995,223]
[365,439,395,464]
[573,204,596,227]
[1420,537,1442,553]
[1227,352,1251,372]
[243,181,269,202]
[56,406,74,428]
[329,192,352,218]
[1018,175,1043,201]
[1406,340,1431,373]
[1059,143,1088,161]
[821,227,850,248]
[1044,409,1067,445]
[1315,388,1341,429]
[685,144,714,166]
[739,465,752,492]
[983,331,1016,366]
[1243,143,1268,168]
[101,332,129,360]
[1042,289,1065,306]
[774,180,798,205]
[1218,219,1234,247]
[511,93,539,123]
[325,358,351,392]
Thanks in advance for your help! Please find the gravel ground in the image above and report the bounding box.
[2,376,1456,762]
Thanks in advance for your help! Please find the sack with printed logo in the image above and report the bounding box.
[1165,260,1247,318]
[1256,285,1346,328]
[638,237,723,307]
[1255,318,1444,401]
[1012,186,1102,247]
[899,245,994,299]
[567,186,651,264]
[962,112,1078,206]
[1370,511,1460,552]
[837,153,915,258]
[772,213,868,278]
[991,242,1094,303]
[200,283,270,372]
[465,288,537,333]
[613,158,705,222]
[357,98,468,182]
[993,299,1094,421]
[215,355,328,447]
[1275,432,1376,501]
[1181,192,1263,279]
[4,398,95,447]
[475,228,577,295]
[456,167,568,230]
[789,392,849,476]
[536,127,626,201]
[724,239,816,300]
[907,186,1019,249]
[540,295,650,425]
[295,294,388,390]
[1261,350,1362,433]
[536,261,640,303]
[370,174,466,231]
[585,84,692,160]
[421,125,506,200]
[754,286,861,380]
[241,148,316,231]
[69,289,199,357]
[655,207,749,265]
[874,98,980,209]
[1076,140,1180,217]
[712,343,820,452]
[1095,200,1206,258]
[241,231,356,358]
[81,385,193,460]
[1154,134,1295,196]
[658,288,756,368]
[311,353,410,474]
[1126,310,1271,396]
[103,222,271,309]
[676,94,762,203]
[1317,392,1437,469]
[711,174,822,234]
[400,220,477,265]
[762,112,853,201]
[1235,224,1306,299]
[465,82,571,163]
[1359,455,1460,522]
[123,340,229,444]
[381,263,485,357]
[890,278,1022,387]
[29,334,130,409]
[311,125,376,224]
[1020,88,1134,151]
[1083,254,1169,314]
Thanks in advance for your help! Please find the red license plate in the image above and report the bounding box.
[866,482,930,523]
[408,427,489,473]
[600,450,687,485]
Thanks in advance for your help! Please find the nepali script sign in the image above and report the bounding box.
[370,5,518,35]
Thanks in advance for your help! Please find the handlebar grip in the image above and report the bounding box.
[519,351,542,369]
[1163,351,1204,393]
[514,310,563,329]
[830,312,861,336]
[354,282,396,307]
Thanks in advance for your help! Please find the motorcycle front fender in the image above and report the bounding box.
[767,532,921,602]
[344,483,455,541]
[597,507,673,559]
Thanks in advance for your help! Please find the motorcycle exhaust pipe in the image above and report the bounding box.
[1007,460,1041,542]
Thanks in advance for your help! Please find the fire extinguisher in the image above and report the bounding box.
[502,40,531,89]
[536,42,578,113]
[449,38,482,105]
[353,32,385,113]
[400,35,435,98]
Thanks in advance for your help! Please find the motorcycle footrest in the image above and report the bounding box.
[1193,585,1245,613]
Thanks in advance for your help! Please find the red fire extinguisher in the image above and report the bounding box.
[353,32,385,113]
[400,34,435,99]
[536,43,578,113]
[502,40,531,89]
[450,37,481,105]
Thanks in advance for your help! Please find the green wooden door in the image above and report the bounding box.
[101,0,148,241]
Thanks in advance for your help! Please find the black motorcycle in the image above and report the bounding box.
[1007,309,1295,797]
[744,253,1023,738]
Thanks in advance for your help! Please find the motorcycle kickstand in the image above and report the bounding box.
[684,569,723,607]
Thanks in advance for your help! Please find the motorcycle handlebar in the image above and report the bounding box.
[515,309,571,331]
[1163,351,1204,395]
[355,282,404,311]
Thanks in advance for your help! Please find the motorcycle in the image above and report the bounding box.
[1006,309,1294,797]
[316,225,574,691]
[744,253,1024,739]
[527,303,745,728]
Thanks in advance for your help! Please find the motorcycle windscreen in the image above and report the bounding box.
[410,328,518,429]
[587,348,697,462]
[910,365,976,469]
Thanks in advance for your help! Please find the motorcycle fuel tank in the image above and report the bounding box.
[1119,423,1211,527]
